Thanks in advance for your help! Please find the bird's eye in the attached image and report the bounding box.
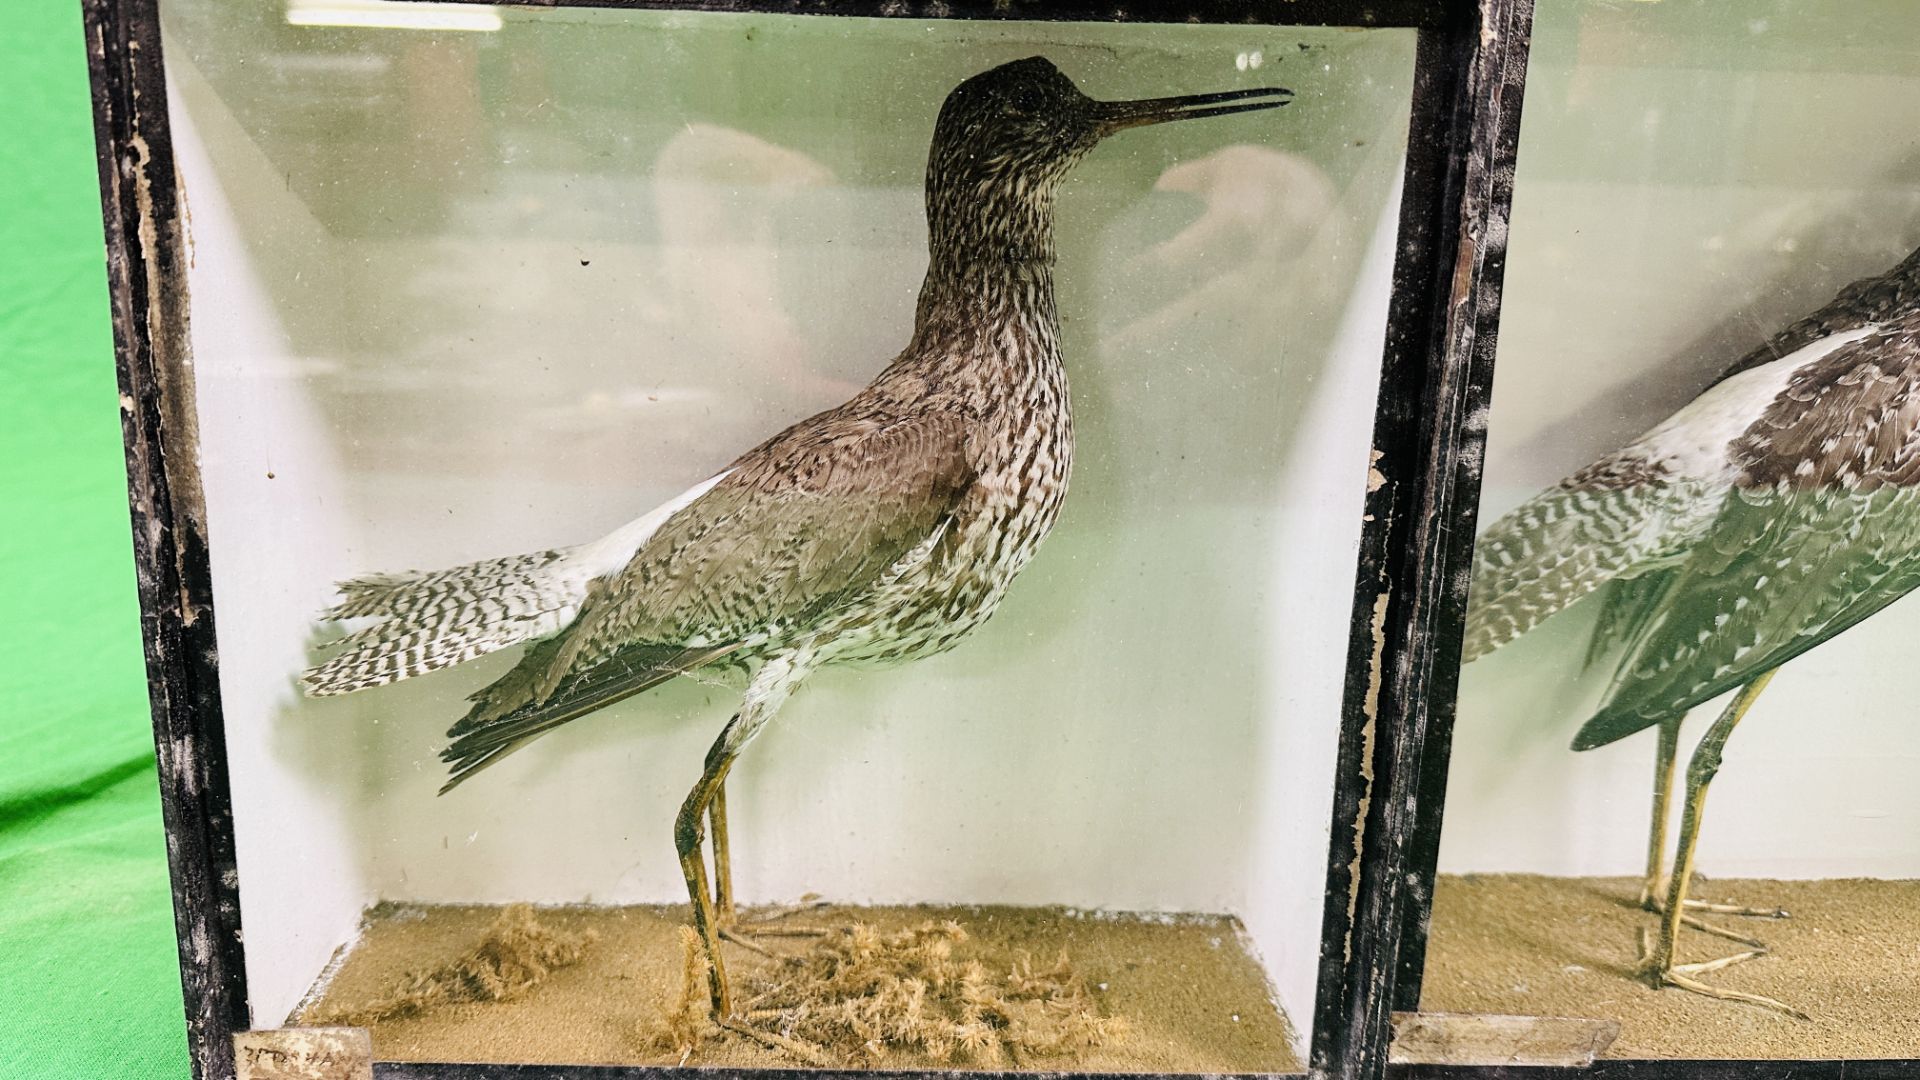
[1007,85,1046,115]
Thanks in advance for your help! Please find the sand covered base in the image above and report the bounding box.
[295,902,1298,1072]
[1421,875,1920,1059]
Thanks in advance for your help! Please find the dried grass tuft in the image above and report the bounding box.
[701,919,1127,1066]
[309,904,595,1026]
[642,925,717,1061]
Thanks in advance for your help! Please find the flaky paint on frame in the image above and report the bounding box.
[128,119,210,626]
[1344,587,1391,963]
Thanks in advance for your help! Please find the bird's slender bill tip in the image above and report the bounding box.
[1094,86,1294,135]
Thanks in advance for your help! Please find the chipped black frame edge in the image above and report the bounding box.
[1308,1,1529,1078]
[83,1,250,1080]
[80,2,1528,1080]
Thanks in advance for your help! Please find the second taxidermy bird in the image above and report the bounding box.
[1465,245,1920,1016]
[303,57,1291,1019]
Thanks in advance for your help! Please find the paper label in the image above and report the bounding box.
[1388,1011,1621,1067]
[233,1028,373,1080]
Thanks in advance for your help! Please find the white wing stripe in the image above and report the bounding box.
[567,469,734,581]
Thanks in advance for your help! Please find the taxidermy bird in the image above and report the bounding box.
[1465,245,1920,1015]
[302,57,1291,1019]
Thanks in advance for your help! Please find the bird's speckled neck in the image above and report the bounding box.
[910,163,1068,358]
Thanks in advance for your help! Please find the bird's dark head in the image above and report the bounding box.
[931,57,1292,192]
[925,57,1291,264]
[929,58,1102,193]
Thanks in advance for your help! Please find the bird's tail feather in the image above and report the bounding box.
[439,642,740,792]
[1463,482,1705,663]
[303,548,587,696]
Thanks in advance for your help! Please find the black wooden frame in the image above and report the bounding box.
[81,2,1532,1080]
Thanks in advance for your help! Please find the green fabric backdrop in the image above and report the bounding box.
[0,2,193,1077]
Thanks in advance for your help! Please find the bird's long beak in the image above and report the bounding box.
[1092,86,1293,136]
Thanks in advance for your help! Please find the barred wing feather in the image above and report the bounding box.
[1463,479,1716,662]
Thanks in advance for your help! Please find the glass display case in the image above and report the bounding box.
[1399,1,1920,1073]
[81,1,1529,1079]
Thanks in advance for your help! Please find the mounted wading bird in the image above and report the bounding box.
[1465,245,1920,1016]
[301,58,1292,1020]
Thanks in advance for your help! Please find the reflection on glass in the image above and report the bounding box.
[163,3,1415,1069]
[1426,0,1920,1061]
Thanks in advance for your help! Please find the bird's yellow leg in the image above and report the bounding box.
[1642,671,1806,1019]
[1640,715,1681,909]
[701,780,828,959]
[1640,717,1781,947]
[675,745,739,1017]
[679,781,819,1050]
[683,663,830,988]
[709,784,736,927]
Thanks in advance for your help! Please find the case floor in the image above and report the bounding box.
[1423,874,1920,1058]
[296,902,1300,1072]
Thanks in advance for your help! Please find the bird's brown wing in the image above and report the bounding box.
[573,407,976,659]
[1577,319,1920,749]
[437,408,975,783]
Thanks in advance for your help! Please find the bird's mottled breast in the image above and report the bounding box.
[963,323,1075,583]
[819,308,1074,666]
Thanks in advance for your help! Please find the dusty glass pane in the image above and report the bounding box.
[160,2,1414,1070]
[1428,0,1920,1060]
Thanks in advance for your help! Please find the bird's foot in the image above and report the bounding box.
[735,893,832,926]
[717,924,830,961]
[1680,896,1791,918]
[1658,965,1810,1021]
[717,923,831,956]
[1640,887,1787,948]
[1635,928,1809,1020]
[1674,912,1768,949]
[1641,882,1789,921]
[717,896,832,956]
[717,927,779,958]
